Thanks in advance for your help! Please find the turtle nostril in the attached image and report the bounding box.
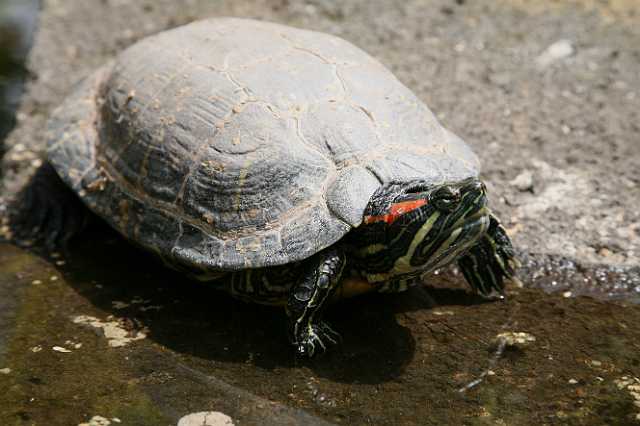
[462,179,484,194]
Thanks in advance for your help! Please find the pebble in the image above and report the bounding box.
[509,170,534,192]
[52,346,72,353]
[494,331,536,347]
[78,416,111,426]
[178,412,235,426]
[536,40,574,68]
[0,368,11,374]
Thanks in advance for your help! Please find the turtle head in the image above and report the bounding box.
[354,178,490,282]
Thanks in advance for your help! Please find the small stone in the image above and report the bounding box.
[568,378,578,384]
[78,415,111,426]
[536,40,574,68]
[590,360,602,367]
[50,276,59,281]
[494,331,536,347]
[31,279,42,285]
[0,368,11,374]
[563,291,572,298]
[432,310,455,316]
[52,346,72,353]
[31,345,42,353]
[178,411,235,426]
[509,170,534,192]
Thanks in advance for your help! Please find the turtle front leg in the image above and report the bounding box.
[287,248,346,358]
[458,214,519,298]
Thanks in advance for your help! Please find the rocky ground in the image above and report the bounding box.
[0,0,639,425]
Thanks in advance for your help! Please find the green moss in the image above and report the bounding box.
[0,244,169,425]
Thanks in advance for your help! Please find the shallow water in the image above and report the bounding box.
[1,228,639,425]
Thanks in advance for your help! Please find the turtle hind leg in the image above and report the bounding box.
[458,214,519,299]
[9,162,91,249]
[286,248,346,358]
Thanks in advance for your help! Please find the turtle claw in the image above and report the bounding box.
[459,214,518,298]
[294,322,342,358]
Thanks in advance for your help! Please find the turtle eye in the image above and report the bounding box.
[432,187,461,212]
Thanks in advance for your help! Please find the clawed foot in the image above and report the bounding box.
[459,214,519,298]
[293,322,342,358]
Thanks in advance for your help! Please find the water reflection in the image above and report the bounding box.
[0,0,39,148]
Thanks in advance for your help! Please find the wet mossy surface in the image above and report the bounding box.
[1,231,639,425]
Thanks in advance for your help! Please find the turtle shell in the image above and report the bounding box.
[47,18,480,271]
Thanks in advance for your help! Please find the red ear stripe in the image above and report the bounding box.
[364,199,427,224]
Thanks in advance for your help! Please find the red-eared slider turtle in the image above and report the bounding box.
[12,18,518,357]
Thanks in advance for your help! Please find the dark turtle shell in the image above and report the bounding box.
[47,18,480,271]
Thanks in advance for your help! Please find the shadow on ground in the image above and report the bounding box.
[58,225,492,386]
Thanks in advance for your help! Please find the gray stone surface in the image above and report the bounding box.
[2,0,639,268]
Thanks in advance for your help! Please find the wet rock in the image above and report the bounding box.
[1,241,640,424]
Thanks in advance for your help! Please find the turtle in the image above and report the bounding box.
[11,18,519,357]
